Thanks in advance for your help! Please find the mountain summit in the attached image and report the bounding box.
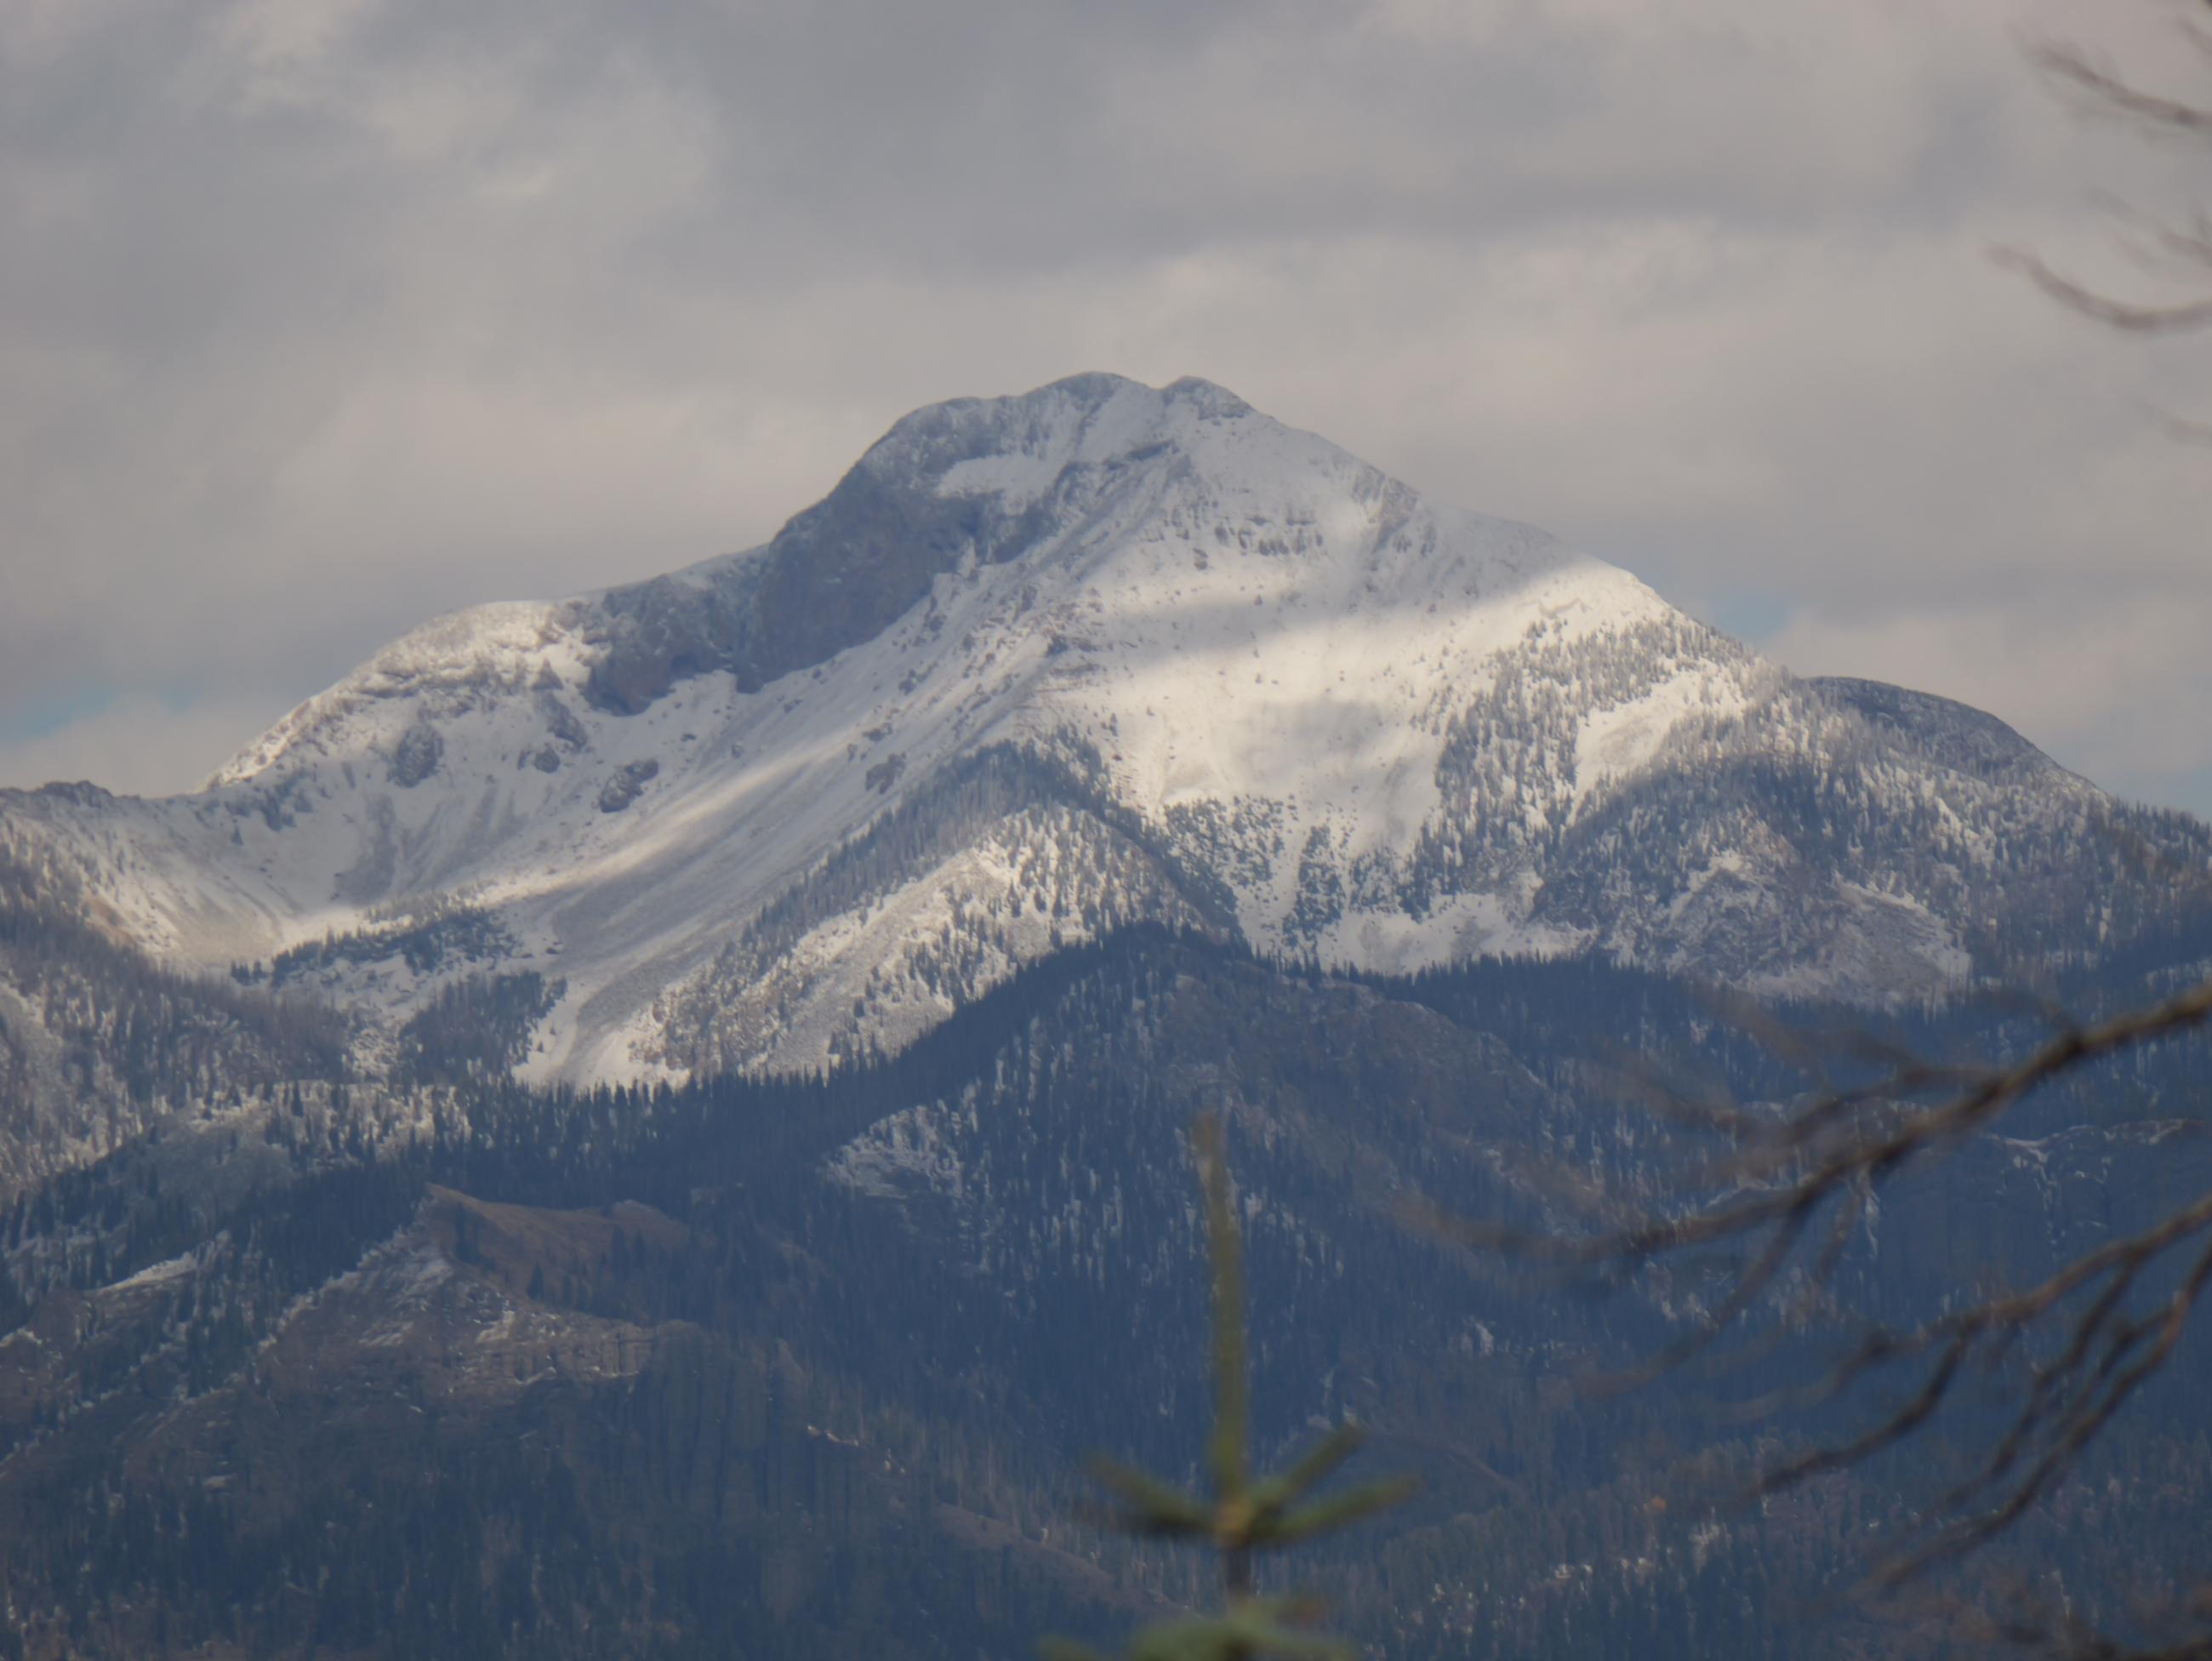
[3,374,2201,1087]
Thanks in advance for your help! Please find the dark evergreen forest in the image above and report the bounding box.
[0,926,2207,1658]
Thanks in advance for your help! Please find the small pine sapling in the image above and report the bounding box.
[1045,1115,1414,1661]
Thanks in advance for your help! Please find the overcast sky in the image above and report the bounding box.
[4,0,2209,816]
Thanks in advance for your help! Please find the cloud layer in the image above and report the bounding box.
[3,0,2209,813]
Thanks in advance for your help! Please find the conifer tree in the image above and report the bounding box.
[1046,1115,1413,1661]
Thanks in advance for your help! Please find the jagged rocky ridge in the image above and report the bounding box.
[2,374,2205,1094]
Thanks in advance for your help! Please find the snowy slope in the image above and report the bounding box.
[3,374,2201,1086]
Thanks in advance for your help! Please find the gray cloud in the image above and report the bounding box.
[3,0,2209,814]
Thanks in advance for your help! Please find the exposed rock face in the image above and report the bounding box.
[574,373,1170,715]
[596,759,659,814]
[390,723,443,788]
[537,692,590,751]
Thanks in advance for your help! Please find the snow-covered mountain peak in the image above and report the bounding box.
[862,372,1257,510]
[212,601,577,789]
[9,374,2197,1092]
[221,374,1615,790]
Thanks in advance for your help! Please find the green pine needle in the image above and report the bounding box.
[1124,1599,1354,1661]
[1247,1423,1366,1521]
[1085,1458,1214,1537]
[1266,1475,1422,1545]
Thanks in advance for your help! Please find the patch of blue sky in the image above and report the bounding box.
[2119,760,2212,825]
[0,685,201,743]
[1699,589,1793,646]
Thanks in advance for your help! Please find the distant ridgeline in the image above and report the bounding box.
[0,925,2208,1659]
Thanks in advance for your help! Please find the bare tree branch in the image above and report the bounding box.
[2028,36,2212,140]
[1436,967,2212,1658]
[1992,247,2212,333]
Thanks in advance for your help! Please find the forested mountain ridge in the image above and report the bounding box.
[0,929,2207,1659]
[0,835,351,1197]
[3,374,2202,1105]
